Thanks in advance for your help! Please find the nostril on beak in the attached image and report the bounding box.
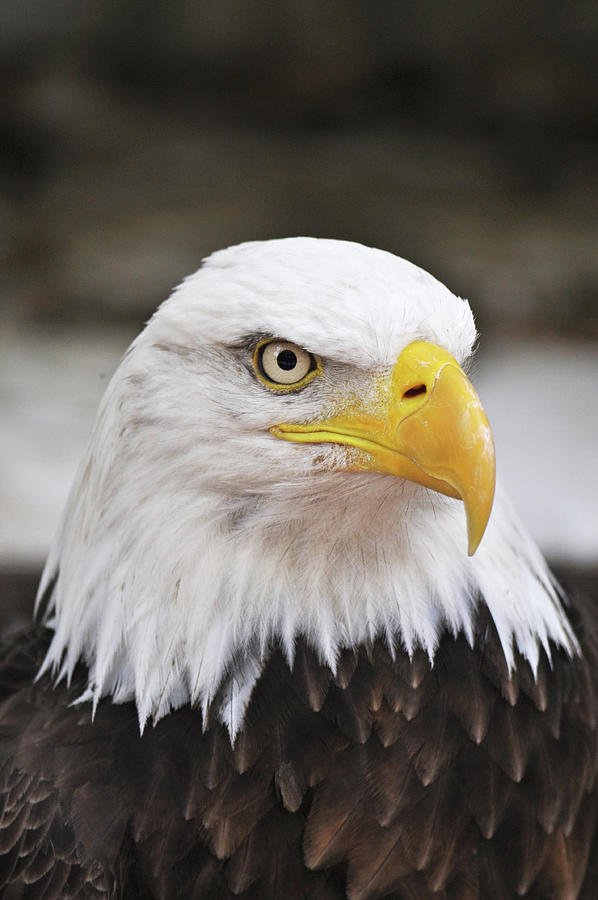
[402,384,427,400]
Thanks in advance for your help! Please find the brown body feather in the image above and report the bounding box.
[0,590,597,900]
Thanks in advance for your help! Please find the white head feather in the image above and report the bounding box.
[37,238,576,736]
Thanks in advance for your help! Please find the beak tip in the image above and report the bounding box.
[465,491,495,557]
[466,527,480,556]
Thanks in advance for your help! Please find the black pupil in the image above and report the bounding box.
[277,349,297,371]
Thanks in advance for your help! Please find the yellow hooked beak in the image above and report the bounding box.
[270,341,496,555]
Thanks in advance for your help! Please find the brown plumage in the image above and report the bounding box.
[0,585,597,899]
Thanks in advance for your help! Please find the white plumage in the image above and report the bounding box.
[37,238,574,736]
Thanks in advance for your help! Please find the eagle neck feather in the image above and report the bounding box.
[37,458,576,738]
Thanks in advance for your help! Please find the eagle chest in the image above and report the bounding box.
[1,617,597,900]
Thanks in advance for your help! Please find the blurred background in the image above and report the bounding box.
[1,0,597,630]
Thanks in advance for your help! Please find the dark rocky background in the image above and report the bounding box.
[2,0,597,627]
[3,0,598,335]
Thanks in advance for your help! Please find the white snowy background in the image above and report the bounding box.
[1,326,596,569]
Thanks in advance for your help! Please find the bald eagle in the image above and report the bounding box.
[1,238,596,899]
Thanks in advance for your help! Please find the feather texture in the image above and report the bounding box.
[5,239,596,899]
[0,592,597,899]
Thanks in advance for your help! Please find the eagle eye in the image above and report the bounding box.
[253,339,321,391]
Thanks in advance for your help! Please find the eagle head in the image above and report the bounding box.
[37,238,575,734]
